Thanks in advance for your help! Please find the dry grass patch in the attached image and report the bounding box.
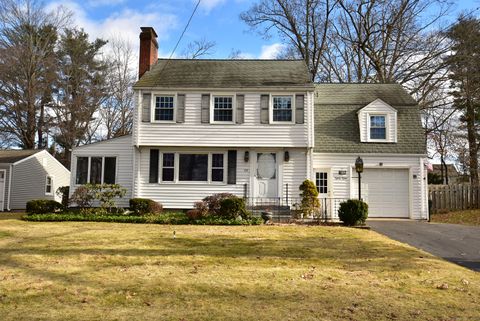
[431,209,480,226]
[0,220,479,321]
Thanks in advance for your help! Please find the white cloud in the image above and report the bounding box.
[259,43,285,59]
[87,0,126,7]
[46,1,178,50]
[197,0,226,13]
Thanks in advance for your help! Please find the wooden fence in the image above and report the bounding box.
[429,184,480,214]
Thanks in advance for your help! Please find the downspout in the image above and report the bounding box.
[6,164,13,211]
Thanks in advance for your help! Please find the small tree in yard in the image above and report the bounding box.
[299,179,320,218]
[91,184,127,212]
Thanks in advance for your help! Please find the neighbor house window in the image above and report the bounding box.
[162,153,175,182]
[316,172,328,194]
[179,154,208,181]
[211,154,224,182]
[213,96,233,122]
[75,156,117,185]
[273,96,292,122]
[45,176,53,195]
[370,115,386,140]
[154,96,174,121]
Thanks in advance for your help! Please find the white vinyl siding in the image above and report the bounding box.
[70,135,133,208]
[312,153,428,219]
[9,151,71,210]
[135,147,308,209]
[358,99,397,143]
[136,92,312,148]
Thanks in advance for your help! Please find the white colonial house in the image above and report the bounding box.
[69,27,428,220]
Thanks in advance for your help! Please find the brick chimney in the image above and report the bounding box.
[138,27,158,79]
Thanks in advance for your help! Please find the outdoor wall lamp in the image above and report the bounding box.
[244,151,249,162]
[355,156,364,200]
[284,151,290,162]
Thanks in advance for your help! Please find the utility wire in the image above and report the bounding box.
[157,0,201,76]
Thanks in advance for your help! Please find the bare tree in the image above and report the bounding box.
[181,38,216,59]
[0,0,71,149]
[241,0,336,81]
[101,37,135,139]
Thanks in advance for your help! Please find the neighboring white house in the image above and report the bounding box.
[0,150,71,211]
[69,27,428,220]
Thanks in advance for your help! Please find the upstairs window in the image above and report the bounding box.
[370,115,386,140]
[213,96,233,122]
[155,96,174,121]
[273,96,292,122]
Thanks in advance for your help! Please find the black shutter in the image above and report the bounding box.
[227,150,237,184]
[149,149,159,183]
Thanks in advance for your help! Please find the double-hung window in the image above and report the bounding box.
[162,153,175,182]
[211,154,224,182]
[272,96,293,122]
[370,115,386,140]
[45,176,53,195]
[213,96,233,122]
[75,156,117,185]
[154,95,174,121]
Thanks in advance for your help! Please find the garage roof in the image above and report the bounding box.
[134,59,313,88]
[0,150,41,164]
[314,84,426,154]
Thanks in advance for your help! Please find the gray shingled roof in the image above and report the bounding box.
[0,149,41,163]
[314,84,426,154]
[134,59,313,88]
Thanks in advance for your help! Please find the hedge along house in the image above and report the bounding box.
[0,150,71,211]
[69,27,428,219]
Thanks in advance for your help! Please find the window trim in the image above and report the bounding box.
[269,94,295,124]
[74,155,118,186]
[367,113,388,142]
[210,94,236,124]
[157,151,228,184]
[151,92,177,123]
[45,175,54,195]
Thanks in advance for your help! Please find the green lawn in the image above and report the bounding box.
[0,220,479,321]
[431,209,480,226]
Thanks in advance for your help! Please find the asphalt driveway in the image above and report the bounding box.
[368,219,480,271]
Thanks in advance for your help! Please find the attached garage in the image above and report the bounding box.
[362,168,410,218]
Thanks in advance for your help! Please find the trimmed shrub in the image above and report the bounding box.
[90,184,127,211]
[186,209,203,220]
[193,201,209,216]
[218,196,251,220]
[26,200,64,214]
[338,199,369,226]
[129,198,163,215]
[70,185,95,208]
[202,193,235,215]
[56,186,69,207]
[299,179,320,218]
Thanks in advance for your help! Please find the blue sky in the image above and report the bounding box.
[45,0,479,60]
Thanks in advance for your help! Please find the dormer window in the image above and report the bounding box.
[272,96,293,122]
[370,115,386,140]
[154,95,175,121]
[213,96,234,122]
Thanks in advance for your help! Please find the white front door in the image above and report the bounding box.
[255,153,277,198]
[0,170,5,211]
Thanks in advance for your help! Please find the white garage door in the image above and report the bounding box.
[361,168,409,218]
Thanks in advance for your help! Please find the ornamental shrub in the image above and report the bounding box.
[90,184,127,211]
[70,185,95,208]
[56,186,70,207]
[26,199,64,214]
[338,199,369,226]
[299,179,320,217]
[202,193,235,215]
[129,198,163,215]
[218,196,251,220]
